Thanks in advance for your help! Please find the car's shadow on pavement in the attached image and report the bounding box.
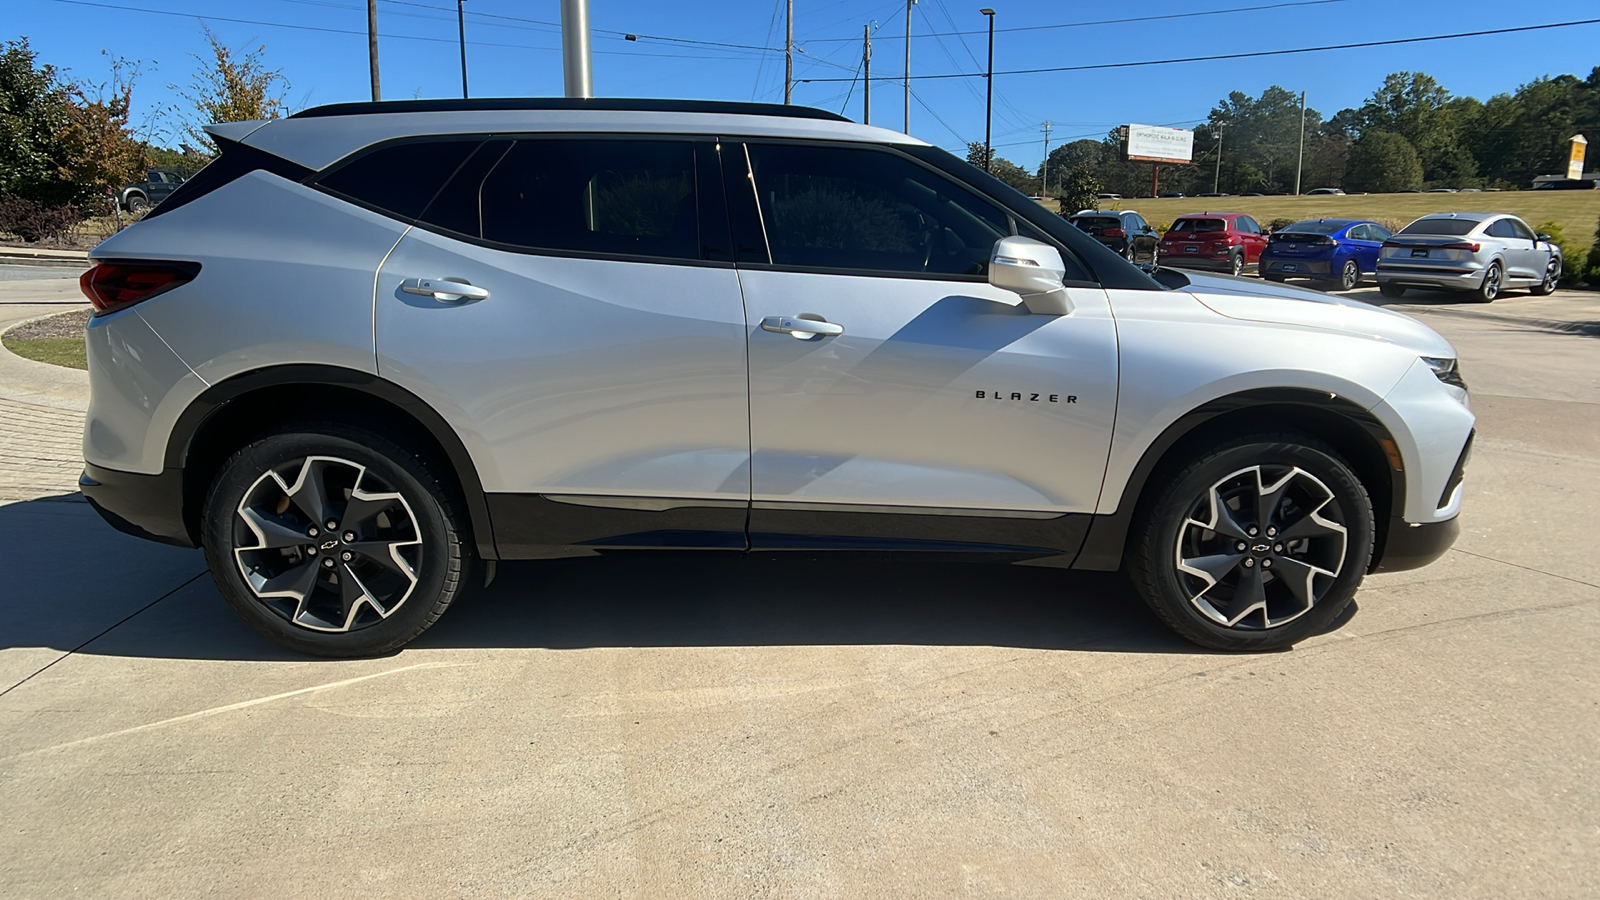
[2,495,1224,661]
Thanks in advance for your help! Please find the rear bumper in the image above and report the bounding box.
[80,463,195,548]
[1261,257,1333,277]
[1375,264,1483,291]
[1160,255,1235,271]
[1372,515,1459,572]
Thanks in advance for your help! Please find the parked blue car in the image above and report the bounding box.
[1260,218,1393,291]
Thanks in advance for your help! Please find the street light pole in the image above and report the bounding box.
[366,0,381,101]
[981,8,995,172]
[904,0,914,133]
[1294,90,1307,195]
[1213,122,1224,194]
[456,0,468,99]
[560,0,592,98]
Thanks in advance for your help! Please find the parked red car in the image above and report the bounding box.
[1157,212,1269,276]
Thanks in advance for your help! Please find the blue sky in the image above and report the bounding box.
[10,0,1599,167]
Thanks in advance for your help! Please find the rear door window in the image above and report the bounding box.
[470,139,702,261]
[316,138,483,221]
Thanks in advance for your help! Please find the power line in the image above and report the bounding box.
[801,18,1600,82]
[799,0,1352,43]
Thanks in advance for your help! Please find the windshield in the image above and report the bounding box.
[1279,220,1347,234]
[1168,218,1226,233]
[1400,218,1478,236]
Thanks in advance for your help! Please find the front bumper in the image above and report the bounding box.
[80,463,195,548]
[1372,515,1459,572]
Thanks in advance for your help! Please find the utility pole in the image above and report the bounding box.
[784,0,793,104]
[366,0,381,101]
[863,24,872,125]
[1213,122,1224,194]
[1041,121,1053,195]
[904,0,914,134]
[456,0,468,99]
[1294,90,1307,195]
[981,8,995,171]
[560,0,592,98]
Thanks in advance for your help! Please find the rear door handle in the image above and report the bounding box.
[760,315,844,339]
[400,277,489,303]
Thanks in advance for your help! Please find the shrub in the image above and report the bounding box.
[0,194,81,243]
[1265,217,1296,233]
[1533,220,1582,286]
[1587,215,1600,285]
[1372,217,1406,234]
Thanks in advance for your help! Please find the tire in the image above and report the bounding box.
[1378,282,1406,298]
[201,423,472,657]
[125,194,150,215]
[1229,252,1244,277]
[1124,243,1137,262]
[1531,257,1559,296]
[1263,274,1287,283]
[1127,430,1375,652]
[1472,262,1502,303]
[1337,259,1361,291]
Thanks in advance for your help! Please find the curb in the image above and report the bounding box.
[1390,304,1600,337]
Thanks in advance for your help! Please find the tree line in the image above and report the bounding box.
[972,69,1600,202]
[0,32,286,241]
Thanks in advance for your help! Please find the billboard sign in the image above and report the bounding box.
[1122,124,1195,165]
[1568,134,1588,181]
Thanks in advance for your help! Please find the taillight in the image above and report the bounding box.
[80,260,200,316]
[1102,227,1126,238]
[1439,242,1481,252]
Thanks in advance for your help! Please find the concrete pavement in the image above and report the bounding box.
[1,275,1595,898]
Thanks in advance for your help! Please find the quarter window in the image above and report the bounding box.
[316,138,482,220]
[743,143,1012,277]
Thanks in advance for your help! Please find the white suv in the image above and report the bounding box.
[77,99,1474,657]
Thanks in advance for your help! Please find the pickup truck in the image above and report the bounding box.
[119,169,188,214]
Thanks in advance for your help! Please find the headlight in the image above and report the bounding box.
[1422,356,1467,390]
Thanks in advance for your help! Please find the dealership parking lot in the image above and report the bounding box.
[1,271,1596,897]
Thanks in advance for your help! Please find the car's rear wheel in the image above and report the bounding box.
[1229,252,1244,277]
[201,424,471,657]
[1378,282,1406,298]
[1263,273,1287,282]
[1127,430,1374,651]
[1473,262,1502,303]
[126,194,149,215]
[1337,259,1361,291]
[1531,258,1559,296]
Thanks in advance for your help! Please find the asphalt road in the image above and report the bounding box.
[1,285,1596,898]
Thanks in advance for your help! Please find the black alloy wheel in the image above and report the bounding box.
[202,424,471,657]
[1338,259,1361,291]
[1128,430,1374,651]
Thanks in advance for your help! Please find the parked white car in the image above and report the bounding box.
[1377,212,1561,302]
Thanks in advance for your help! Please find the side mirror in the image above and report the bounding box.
[1536,233,1551,242]
[989,236,1073,315]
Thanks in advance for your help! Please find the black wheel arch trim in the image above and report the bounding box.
[1070,387,1406,572]
[165,364,499,560]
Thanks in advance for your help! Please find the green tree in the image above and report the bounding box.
[965,141,993,170]
[183,26,288,144]
[0,38,75,206]
[1344,131,1422,193]
[1058,163,1101,215]
[57,55,146,210]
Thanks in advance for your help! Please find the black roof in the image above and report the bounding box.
[290,97,851,122]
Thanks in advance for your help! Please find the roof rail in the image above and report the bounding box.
[289,97,852,122]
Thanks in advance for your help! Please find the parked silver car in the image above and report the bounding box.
[77,98,1473,657]
[1376,212,1562,301]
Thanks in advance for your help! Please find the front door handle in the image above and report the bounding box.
[760,315,844,339]
[400,277,489,303]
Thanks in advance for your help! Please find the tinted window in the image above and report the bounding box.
[1168,218,1226,233]
[1070,216,1122,233]
[1282,220,1345,235]
[318,138,481,220]
[1239,217,1260,234]
[1346,224,1369,240]
[1126,213,1148,231]
[418,140,513,237]
[472,139,699,260]
[745,143,1011,277]
[1369,224,1392,241]
[1401,218,1477,236]
[1507,218,1536,240]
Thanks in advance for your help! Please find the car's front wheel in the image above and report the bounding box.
[1531,257,1560,296]
[1127,431,1374,651]
[201,424,471,657]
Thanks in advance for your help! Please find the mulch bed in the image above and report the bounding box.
[6,308,92,340]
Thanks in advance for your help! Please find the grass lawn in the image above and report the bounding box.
[2,336,87,369]
[1100,191,1600,258]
